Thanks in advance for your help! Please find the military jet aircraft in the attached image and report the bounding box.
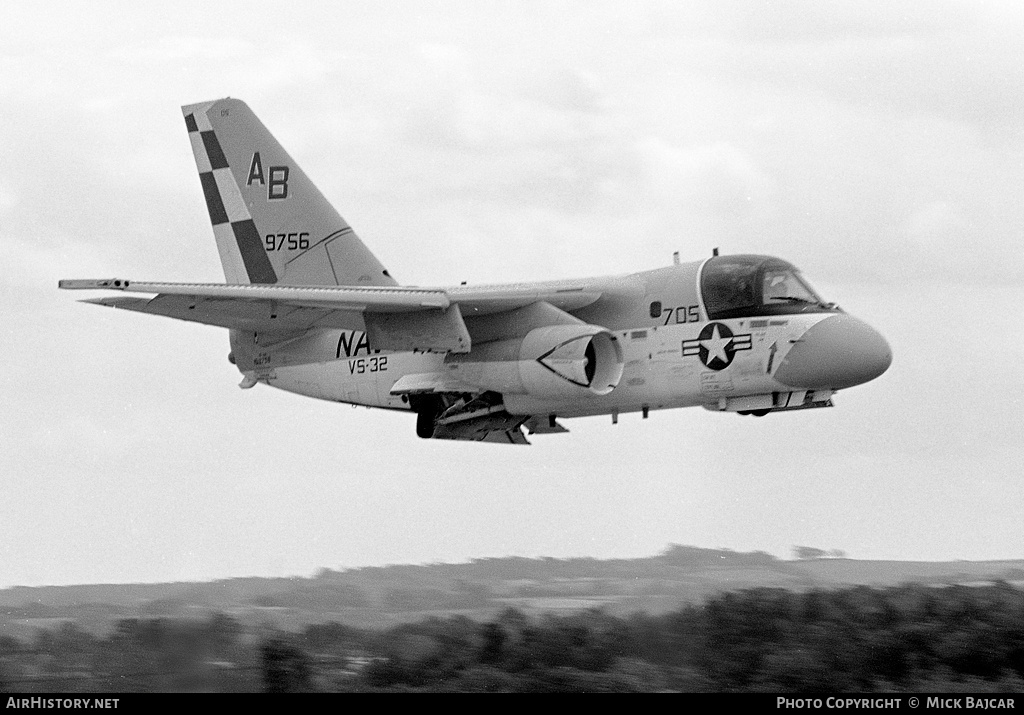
[60,98,892,444]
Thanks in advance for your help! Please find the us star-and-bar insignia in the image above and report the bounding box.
[681,322,752,371]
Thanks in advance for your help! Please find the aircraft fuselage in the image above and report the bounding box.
[233,254,891,425]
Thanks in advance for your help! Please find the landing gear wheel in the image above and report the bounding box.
[410,395,443,439]
[416,408,436,439]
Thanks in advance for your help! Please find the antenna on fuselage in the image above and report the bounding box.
[712,247,719,256]
[672,251,680,266]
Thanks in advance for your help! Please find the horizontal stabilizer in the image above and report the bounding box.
[80,296,152,309]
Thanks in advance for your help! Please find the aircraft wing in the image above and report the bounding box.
[58,278,605,353]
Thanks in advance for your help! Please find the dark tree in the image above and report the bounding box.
[479,622,507,665]
[793,546,827,560]
[261,638,312,693]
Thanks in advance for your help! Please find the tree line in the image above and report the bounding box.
[1,583,1023,692]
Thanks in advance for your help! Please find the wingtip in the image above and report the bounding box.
[59,278,128,290]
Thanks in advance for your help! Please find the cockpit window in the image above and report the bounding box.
[701,258,758,315]
[701,254,836,320]
[762,268,822,306]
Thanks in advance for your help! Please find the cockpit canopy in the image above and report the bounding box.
[700,254,839,320]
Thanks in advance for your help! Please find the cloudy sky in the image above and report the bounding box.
[2,1,1022,588]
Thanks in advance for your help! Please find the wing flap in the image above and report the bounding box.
[389,372,480,395]
[365,304,470,354]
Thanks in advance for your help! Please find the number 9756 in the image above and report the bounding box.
[264,232,310,251]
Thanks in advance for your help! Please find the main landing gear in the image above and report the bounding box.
[409,395,443,439]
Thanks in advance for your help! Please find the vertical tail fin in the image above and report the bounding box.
[182,98,397,287]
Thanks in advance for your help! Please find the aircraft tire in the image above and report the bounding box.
[411,394,443,439]
[416,408,436,439]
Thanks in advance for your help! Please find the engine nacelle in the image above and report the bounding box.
[446,324,624,398]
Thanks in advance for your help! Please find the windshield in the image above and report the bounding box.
[762,267,821,306]
[700,254,836,320]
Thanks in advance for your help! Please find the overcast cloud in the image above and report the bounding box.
[1,1,1022,587]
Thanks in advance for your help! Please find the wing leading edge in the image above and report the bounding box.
[58,278,605,354]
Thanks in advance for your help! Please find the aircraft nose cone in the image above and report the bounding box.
[774,314,892,390]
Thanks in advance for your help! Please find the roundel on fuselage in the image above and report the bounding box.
[681,322,752,371]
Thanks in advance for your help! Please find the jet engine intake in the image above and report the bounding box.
[446,324,624,398]
[521,325,624,396]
